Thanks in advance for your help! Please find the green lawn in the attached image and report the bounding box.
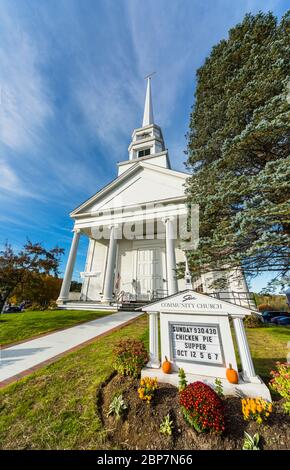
[0,315,149,450]
[0,309,114,346]
[0,320,288,449]
[242,325,290,380]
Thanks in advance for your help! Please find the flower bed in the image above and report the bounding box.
[112,338,148,378]
[98,374,290,450]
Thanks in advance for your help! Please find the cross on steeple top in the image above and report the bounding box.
[144,72,156,80]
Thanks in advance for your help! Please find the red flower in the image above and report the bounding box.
[179,381,225,434]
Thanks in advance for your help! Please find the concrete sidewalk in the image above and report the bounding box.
[0,310,143,386]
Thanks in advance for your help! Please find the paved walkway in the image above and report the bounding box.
[0,310,143,386]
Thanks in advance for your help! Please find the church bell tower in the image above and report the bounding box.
[117,76,171,175]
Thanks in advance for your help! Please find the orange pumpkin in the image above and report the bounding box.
[162,356,172,374]
[226,364,238,384]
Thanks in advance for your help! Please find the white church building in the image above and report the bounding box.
[57,78,252,310]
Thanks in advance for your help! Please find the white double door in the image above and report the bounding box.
[135,246,164,300]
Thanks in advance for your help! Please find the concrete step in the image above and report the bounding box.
[59,302,116,311]
[118,306,143,312]
[117,302,148,312]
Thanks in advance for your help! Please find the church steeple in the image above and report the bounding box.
[142,77,154,126]
[117,77,171,175]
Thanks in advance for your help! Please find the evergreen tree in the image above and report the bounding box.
[186,11,290,288]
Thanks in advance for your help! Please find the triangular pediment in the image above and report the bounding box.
[142,289,253,316]
[71,162,188,216]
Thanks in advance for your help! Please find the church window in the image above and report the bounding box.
[138,148,151,158]
[196,283,204,293]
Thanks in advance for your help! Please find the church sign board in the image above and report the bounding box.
[170,321,224,366]
[142,289,254,380]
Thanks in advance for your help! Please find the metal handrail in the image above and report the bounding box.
[116,290,125,303]
[206,291,256,309]
[152,289,169,300]
[116,289,254,309]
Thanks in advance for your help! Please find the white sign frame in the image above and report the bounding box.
[142,289,257,382]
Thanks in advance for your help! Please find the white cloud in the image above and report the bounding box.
[125,1,199,124]
[0,159,36,197]
[0,8,52,151]
[76,76,132,149]
[0,159,19,190]
[75,60,143,157]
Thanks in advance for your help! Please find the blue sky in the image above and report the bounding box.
[0,0,288,292]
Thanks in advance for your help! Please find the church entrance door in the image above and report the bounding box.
[135,247,163,300]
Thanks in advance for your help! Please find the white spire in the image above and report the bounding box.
[184,253,192,288]
[142,77,154,127]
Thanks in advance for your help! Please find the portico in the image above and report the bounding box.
[57,202,186,307]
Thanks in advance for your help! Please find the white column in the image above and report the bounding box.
[57,229,81,303]
[165,217,178,295]
[233,317,256,380]
[102,226,118,303]
[147,312,160,368]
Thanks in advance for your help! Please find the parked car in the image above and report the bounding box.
[3,301,25,313]
[270,315,288,324]
[276,316,290,326]
[262,311,290,323]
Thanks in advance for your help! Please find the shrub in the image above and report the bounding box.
[48,300,58,310]
[107,393,127,420]
[160,414,174,436]
[113,338,148,378]
[138,377,158,404]
[178,368,187,392]
[25,303,46,311]
[244,314,264,328]
[179,381,225,434]
[214,378,224,398]
[241,398,272,424]
[257,303,274,312]
[270,362,290,414]
[255,293,288,311]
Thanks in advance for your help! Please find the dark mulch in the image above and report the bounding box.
[98,374,290,450]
